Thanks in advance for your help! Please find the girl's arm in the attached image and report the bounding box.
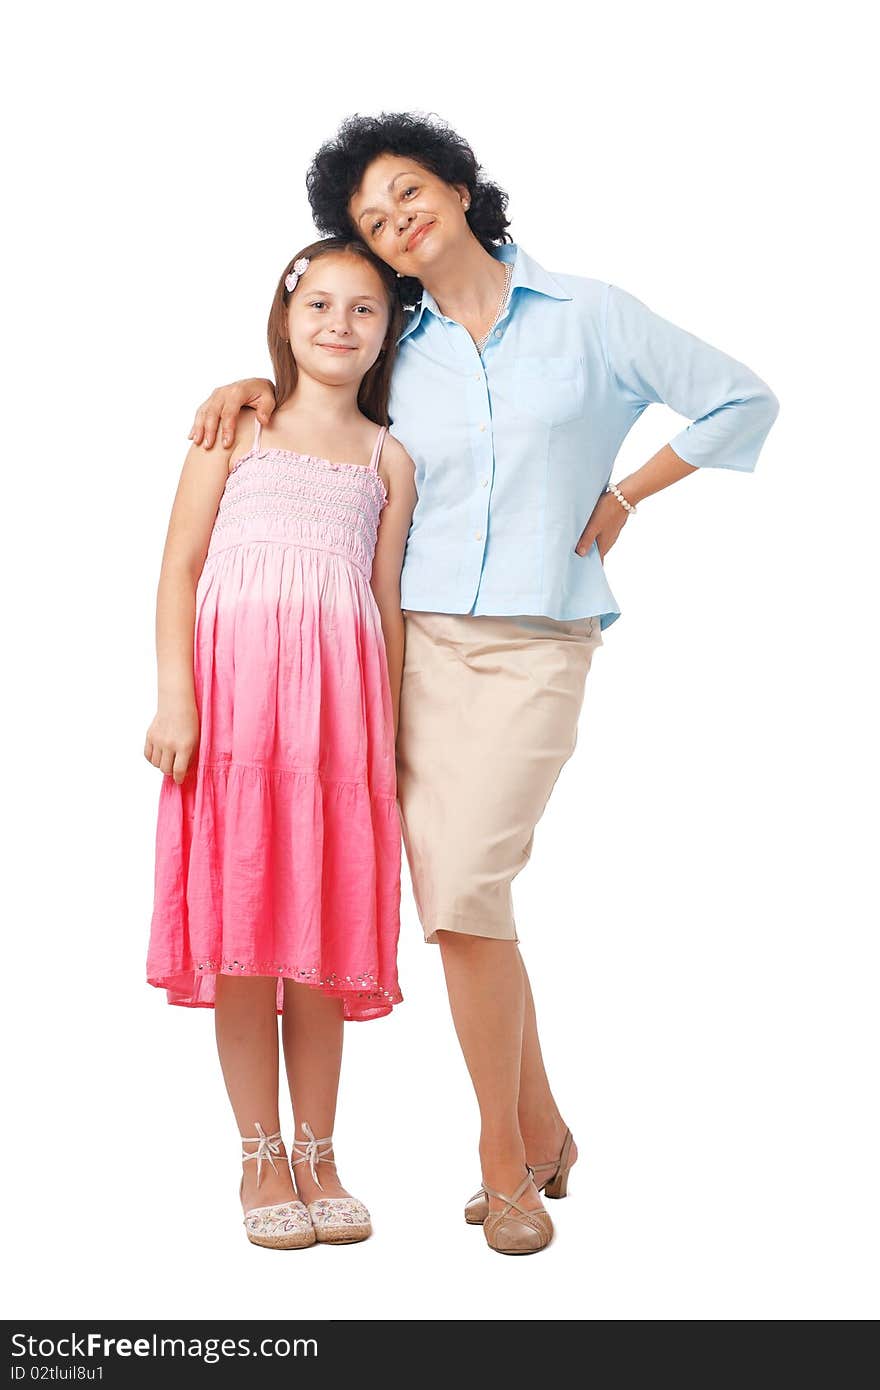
[369,436,418,740]
[144,419,249,782]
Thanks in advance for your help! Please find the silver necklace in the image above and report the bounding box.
[475,260,514,355]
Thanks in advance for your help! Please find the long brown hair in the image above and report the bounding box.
[267,237,403,423]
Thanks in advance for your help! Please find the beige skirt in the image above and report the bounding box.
[395,611,603,944]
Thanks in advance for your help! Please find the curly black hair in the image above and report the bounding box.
[306,111,512,308]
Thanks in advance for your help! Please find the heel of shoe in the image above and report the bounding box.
[541,1128,574,1200]
[543,1167,569,1199]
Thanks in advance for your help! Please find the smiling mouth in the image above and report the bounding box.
[406,221,435,252]
[317,343,357,352]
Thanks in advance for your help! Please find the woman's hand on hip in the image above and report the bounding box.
[189,378,277,450]
[144,701,200,784]
[574,491,629,562]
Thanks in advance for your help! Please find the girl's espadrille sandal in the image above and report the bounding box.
[292,1122,372,1245]
[240,1122,315,1250]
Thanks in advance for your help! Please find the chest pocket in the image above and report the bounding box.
[493,355,585,426]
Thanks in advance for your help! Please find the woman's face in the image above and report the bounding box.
[348,154,470,279]
[285,253,390,388]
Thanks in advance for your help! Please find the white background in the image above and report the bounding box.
[3,0,877,1322]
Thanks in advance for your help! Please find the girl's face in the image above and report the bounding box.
[286,253,390,387]
[348,154,470,279]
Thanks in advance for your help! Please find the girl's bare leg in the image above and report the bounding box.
[214,974,296,1209]
[281,981,352,1204]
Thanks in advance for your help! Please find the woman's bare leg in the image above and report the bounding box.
[280,981,352,1205]
[436,931,543,1212]
[517,953,578,1174]
[214,974,296,1209]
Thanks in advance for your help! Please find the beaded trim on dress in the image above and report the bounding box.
[194,955,398,1006]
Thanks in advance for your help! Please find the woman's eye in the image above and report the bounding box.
[371,220,384,234]
[403,187,417,198]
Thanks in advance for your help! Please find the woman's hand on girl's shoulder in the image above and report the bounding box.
[224,406,260,473]
[189,378,276,450]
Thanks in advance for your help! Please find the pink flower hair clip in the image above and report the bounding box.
[285,257,310,293]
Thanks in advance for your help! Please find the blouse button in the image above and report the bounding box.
[475,531,483,541]
[494,328,503,338]
[479,423,487,432]
[480,478,488,487]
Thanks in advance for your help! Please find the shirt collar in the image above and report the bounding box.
[397,242,571,342]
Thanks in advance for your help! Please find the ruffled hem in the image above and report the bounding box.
[147,960,402,1022]
[148,761,402,1024]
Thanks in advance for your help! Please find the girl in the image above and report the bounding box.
[145,237,417,1249]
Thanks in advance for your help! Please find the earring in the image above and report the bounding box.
[463,199,470,211]
[396,271,404,278]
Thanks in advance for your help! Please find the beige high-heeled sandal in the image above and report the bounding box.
[240,1122,315,1250]
[291,1122,372,1245]
[464,1127,575,1225]
[482,1169,554,1255]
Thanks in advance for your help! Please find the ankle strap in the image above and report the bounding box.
[290,1121,336,1190]
[240,1122,283,1187]
[528,1127,573,1175]
[482,1168,535,1216]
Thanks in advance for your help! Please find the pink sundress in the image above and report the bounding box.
[147,417,402,1020]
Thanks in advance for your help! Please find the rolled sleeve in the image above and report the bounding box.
[604,283,779,473]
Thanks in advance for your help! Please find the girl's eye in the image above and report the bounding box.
[371,219,384,235]
[354,305,373,315]
[308,301,326,310]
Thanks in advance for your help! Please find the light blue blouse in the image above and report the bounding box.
[388,242,779,628]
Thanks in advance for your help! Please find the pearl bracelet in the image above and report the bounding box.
[607,483,637,516]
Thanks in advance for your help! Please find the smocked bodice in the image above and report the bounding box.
[205,434,388,580]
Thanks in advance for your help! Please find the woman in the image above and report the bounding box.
[188,112,779,1255]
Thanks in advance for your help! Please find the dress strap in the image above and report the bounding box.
[252,414,263,454]
[368,425,388,473]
